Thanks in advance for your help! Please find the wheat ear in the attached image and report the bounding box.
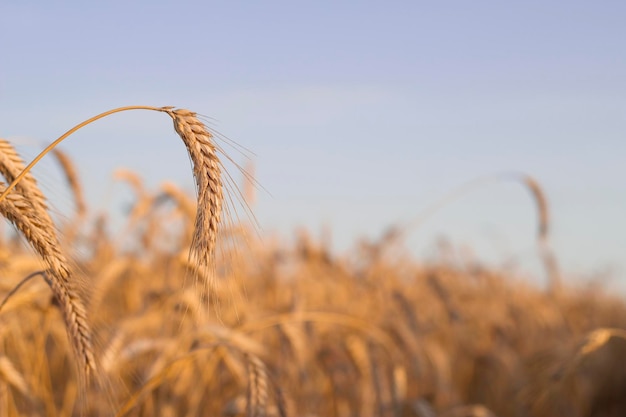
[164,109,223,260]
[0,183,96,377]
[158,181,196,219]
[245,352,270,417]
[0,140,51,222]
[521,175,561,293]
[51,148,87,219]
[0,355,31,397]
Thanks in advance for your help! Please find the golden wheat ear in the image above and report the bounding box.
[0,140,96,378]
[0,106,224,300]
[520,175,561,294]
[164,108,223,296]
[0,140,51,223]
[50,147,87,219]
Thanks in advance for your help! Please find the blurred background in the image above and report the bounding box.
[1,1,625,291]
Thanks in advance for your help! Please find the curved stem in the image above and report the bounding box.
[0,270,47,313]
[0,105,166,204]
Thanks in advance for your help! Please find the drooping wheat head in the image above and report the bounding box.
[0,182,96,378]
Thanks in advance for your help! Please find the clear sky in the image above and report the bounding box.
[1,1,625,290]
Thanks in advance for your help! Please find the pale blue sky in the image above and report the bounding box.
[1,1,625,289]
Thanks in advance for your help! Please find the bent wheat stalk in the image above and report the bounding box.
[399,171,561,292]
[0,106,224,297]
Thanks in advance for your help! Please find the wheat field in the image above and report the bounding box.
[0,107,624,417]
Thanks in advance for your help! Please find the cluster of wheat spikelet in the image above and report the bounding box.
[0,107,624,417]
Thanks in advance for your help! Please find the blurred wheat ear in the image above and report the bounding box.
[399,171,561,293]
